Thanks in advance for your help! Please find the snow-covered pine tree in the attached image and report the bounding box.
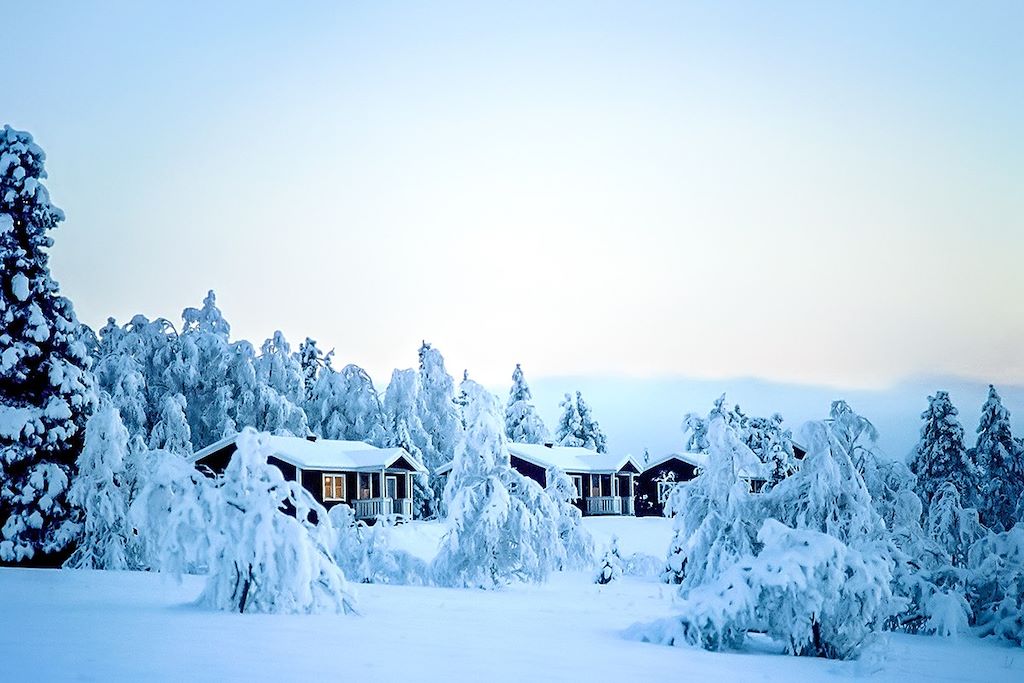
[505,363,549,444]
[972,385,1021,530]
[0,126,99,565]
[681,412,709,453]
[64,400,132,570]
[546,467,594,568]
[148,393,193,455]
[910,391,979,509]
[382,368,435,518]
[432,380,560,588]
[296,337,331,405]
[93,318,149,442]
[200,429,355,614]
[745,413,795,489]
[575,391,607,453]
[416,342,463,500]
[555,393,584,447]
[594,535,623,584]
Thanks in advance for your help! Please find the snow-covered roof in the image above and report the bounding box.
[642,451,768,481]
[508,443,642,474]
[191,433,427,473]
[435,443,641,476]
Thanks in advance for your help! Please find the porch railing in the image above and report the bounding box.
[354,497,393,519]
[353,497,414,520]
[619,496,635,516]
[586,496,622,515]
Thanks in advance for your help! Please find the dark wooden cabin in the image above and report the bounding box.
[636,440,810,517]
[436,443,643,516]
[191,433,427,521]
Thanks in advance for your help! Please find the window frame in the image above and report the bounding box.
[569,475,583,500]
[657,480,675,505]
[322,473,346,502]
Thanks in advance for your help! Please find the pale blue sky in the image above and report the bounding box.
[4,1,1022,389]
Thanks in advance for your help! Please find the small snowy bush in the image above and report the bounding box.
[634,520,893,660]
[595,536,623,585]
[328,505,429,585]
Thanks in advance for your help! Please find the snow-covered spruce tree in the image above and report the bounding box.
[416,342,463,502]
[910,391,979,509]
[505,363,549,444]
[296,336,331,405]
[681,411,709,453]
[148,393,193,455]
[0,126,98,565]
[546,467,594,569]
[575,391,607,453]
[382,368,435,518]
[662,414,757,586]
[63,400,132,570]
[93,318,149,442]
[973,385,1021,531]
[432,380,560,588]
[555,392,584,447]
[595,535,623,585]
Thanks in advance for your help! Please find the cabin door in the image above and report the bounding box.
[386,475,398,500]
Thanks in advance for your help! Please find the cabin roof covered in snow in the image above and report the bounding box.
[191,433,427,473]
[642,450,768,480]
[435,443,641,475]
[508,443,642,474]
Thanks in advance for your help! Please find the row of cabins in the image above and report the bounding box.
[192,434,805,521]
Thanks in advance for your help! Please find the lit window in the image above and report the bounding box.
[322,474,346,501]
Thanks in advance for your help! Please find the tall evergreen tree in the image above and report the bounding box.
[505,363,549,444]
[415,342,463,501]
[555,391,607,452]
[296,337,331,405]
[0,126,98,564]
[973,385,1021,530]
[909,391,979,509]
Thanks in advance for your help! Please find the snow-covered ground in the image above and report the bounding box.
[1,518,1020,682]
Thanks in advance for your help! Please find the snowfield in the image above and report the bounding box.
[1,518,1020,682]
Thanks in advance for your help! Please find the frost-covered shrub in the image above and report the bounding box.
[64,401,132,570]
[133,429,355,614]
[432,381,561,589]
[633,520,893,660]
[199,430,354,613]
[546,467,594,569]
[662,415,757,586]
[595,536,623,585]
[967,525,1024,645]
[327,505,429,585]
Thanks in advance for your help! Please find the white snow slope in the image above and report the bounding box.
[0,518,1020,682]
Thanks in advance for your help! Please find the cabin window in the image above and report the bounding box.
[569,475,583,500]
[322,474,346,501]
[657,481,675,505]
[359,473,373,499]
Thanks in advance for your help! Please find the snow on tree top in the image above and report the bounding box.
[191,433,427,472]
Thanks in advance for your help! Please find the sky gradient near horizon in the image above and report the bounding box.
[4,1,1022,389]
